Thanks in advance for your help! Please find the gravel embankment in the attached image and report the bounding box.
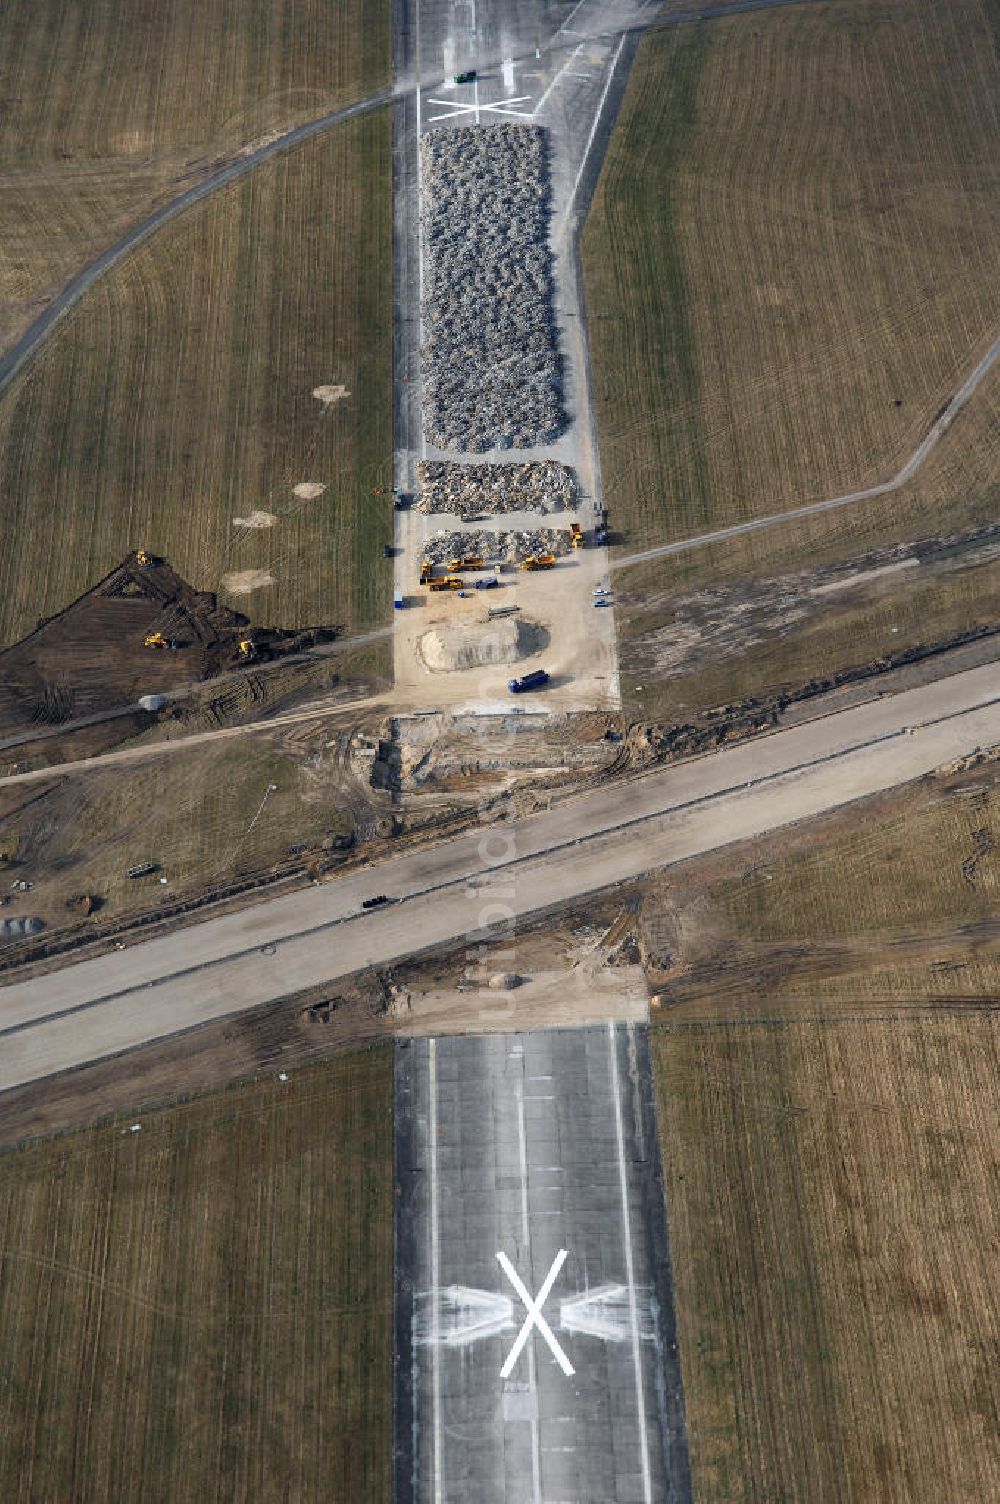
[421,124,565,452]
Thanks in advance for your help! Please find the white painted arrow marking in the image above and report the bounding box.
[497,1248,574,1377]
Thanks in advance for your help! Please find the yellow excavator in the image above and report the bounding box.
[144,631,168,650]
[238,638,256,659]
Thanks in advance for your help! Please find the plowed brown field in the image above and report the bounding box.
[653,1014,1000,1503]
[0,1042,394,1501]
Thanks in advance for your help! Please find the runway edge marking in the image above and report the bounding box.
[609,1021,654,1503]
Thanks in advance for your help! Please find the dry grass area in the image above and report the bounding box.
[653,1015,999,1503]
[614,342,1000,722]
[703,764,1000,1007]
[0,0,390,354]
[644,761,1000,1500]
[641,763,1000,1010]
[0,1042,394,1501]
[0,714,392,939]
[585,0,1000,548]
[616,524,1000,724]
[0,112,393,647]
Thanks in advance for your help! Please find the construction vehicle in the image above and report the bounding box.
[474,577,499,590]
[238,638,256,659]
[419,558,433,585]
[569,522,584,548]
[488,603,519,619]
[144,632,168,650]
[394,588,405,610]
[519,553,557,571]
[135,549,154,567]
[508,669,550,694]
[454,69,477,84]
[428,575,464,592]
[447,555,486,572]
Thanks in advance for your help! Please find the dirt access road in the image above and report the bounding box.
[1,661,997,1094]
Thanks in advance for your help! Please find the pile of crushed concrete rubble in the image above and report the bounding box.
[420,124,565,452]
[424,527,573,565]
[416,459,578,517]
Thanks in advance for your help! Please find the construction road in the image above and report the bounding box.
[1,661,997,1094]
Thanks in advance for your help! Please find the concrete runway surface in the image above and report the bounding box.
[0,661,997,1093]
[395,1025,691,1503]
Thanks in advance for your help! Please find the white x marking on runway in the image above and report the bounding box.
[497,1248,574,1378]
[426,96,535,124]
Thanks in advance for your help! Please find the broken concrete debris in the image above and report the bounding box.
[416,459,578,518]
[420,124,565,452]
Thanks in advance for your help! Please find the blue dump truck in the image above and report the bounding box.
[394,588,404,610]
[508,669,550,694]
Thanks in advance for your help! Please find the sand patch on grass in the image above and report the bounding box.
[222,569,275,594]
[293,482,327,500]
[233,510,278,529]
[312,384,350,406]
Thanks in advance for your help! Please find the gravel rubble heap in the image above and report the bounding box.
[424,527,572,566]
[416,460,578,517]
[421,124,565,451]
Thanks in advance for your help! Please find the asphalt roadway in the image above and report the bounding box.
[395,1025,690,1504]
[0,661,997,1093]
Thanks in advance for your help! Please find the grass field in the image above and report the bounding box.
[0,111,393,648]
[642,739,1000,1504]
[705,764,1000,1006]
[0,705,392,934]
[584,0,1000,549]
[0,0,390,354]
[0,1042,394,1501]
[617,524,1000,725]
[653,1014,999,1503]
[641,761,1000,1009]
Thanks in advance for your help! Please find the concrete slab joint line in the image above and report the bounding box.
[393,1028,692,1502]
